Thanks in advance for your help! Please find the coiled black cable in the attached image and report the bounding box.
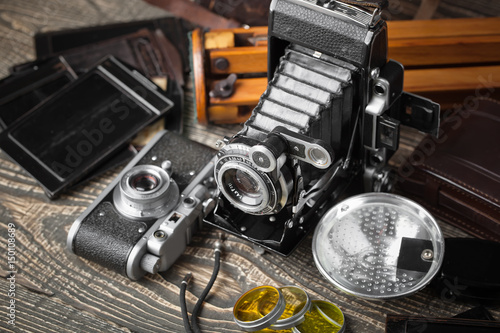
[179,241,223,333]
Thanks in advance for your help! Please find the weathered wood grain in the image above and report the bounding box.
[1,1,499,333]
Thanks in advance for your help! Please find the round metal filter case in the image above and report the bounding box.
[292,300,345,333]
[233,285,285,331]
[312,193,444,300]
[270,286,311,330]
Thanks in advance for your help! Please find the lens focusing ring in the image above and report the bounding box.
[218,161,272,214]
[215,143,290,215]
[113,165,179,220]
[130,173,159,192]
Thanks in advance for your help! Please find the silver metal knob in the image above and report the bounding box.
[140,253,161,274]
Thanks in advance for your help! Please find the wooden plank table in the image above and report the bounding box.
[0,1,498,332]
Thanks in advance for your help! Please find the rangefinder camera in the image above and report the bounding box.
[67,130,217,280]
[204,0,440,255]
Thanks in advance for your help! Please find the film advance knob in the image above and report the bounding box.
[140,253,161,274]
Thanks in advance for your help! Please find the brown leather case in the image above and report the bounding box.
[396,98,500,241]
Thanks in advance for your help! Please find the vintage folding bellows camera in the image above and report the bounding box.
[204,0,440,255]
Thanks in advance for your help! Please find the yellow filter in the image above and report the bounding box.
[233,285,344,332]
[270,286,311,330]
[292,300,345,333]
[233,286,285,331]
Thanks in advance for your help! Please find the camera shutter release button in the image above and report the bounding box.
[161,160,173,174]
[140,254,161,274]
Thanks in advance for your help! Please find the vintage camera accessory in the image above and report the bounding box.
[233,285,344,332]
[0,56,173,199]
[397,98,500,243]
[313,193,500,303]
[67,130,217,280]
[0,56,77,130]
[15,18,190,133]
[57,27,186,133]
[205,0,440,256]
[33,16,192,72]
[313,193,445,300]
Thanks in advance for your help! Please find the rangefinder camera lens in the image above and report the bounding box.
[113,164,179,220]
[131,173,159,192]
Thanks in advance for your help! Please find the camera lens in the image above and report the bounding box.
[232,169,261,197]
[130,173,159,192]
[220,166,267,212]
[215,142,292,215]
[113,165,179,220]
